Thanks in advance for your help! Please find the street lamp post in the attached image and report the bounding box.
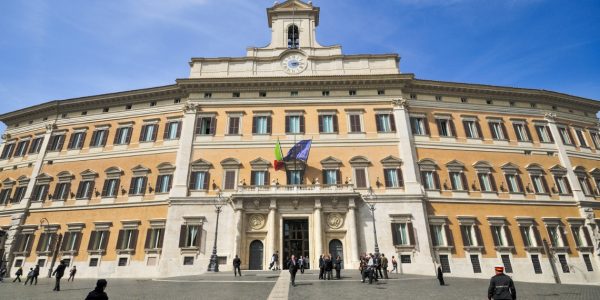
[40,218,63,278]
[207,190,226,272]
[363,187,380,255]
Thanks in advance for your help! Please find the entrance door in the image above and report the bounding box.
[282,219,309,269]
[249,240,264,270]
[329,239,344,269]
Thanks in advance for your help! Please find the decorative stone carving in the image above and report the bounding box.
[331,198,338,209]
[252,199,260,209]
[544,112,557,121]
[327,213,344,229]
[45,123,57,132]
[248,214,266,230]
[292,199,299,209]
[1,133,11,140]
[183,102,198,113]
[392,98,409,108]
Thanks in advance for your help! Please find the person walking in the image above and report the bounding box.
[13,267,23,282]
[318,255,324,280]
[487,266,516,300]
[52,260,67,291]
[362,253,376,284]
[391,256,398,273]
[381,253,389,279]
[24,268,34,285]
[233,255,242,277]
[0,264,6,282]
[437,264,445,286]
[85,279,109,300]
[68,266,77,281]
[288,255,300,287]
[298,256,305,274]
[334,255,342,279]
[324,255,333,280]
[273,251,280,271]
[375,254,383,279]
[32,264,40,285]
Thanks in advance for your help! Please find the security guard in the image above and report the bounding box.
[487,266,516,300]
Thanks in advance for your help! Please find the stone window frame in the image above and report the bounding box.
[510,119,532,142]
[381,155,403,189]
[76,169,98,200]
[67,127,89,150]
[457,216,484,252]
[0,178,15,205]
[446,160,468,191]
[116,220,141,255]
[13,176,30,203]
[487,216,515,252]
[180,216,206,253]
[13,136,31,157]
[571,126,589,148]
[189,159,213,191]
[145,219,167,254]
[373,109,396,133]
[87,221,112,256]
[418,158,440,190]
[14,224,38,256]
[60,223,85,256]
[252,110,273,135]
[32,173,53,202]
[284,110,305,134]
[573,166,594,196]
[486,117,508,141]
[556,124,575,145]
[566,218,594,252]
[349,156,371,189]
[428,216,454,252]
[320,156,342,185]
[514,217,543,252]
[548,165,572,195]
[473,161,497,192]
[461,115,482,139]
[249,158,270,186]
[389,214,416,251]
[409,113,429,136]
[500,163,524,194]
[155,163,175,194]
[525,163,550,195]
[129,165,150,196]
[433,114,456,138]
[317,109,339,134]
[89,125,111,148]
[36,223,60,256]
[221,158,241,190]
[345,108,365,134]
[541,217,570,253]
[226,111,245,136]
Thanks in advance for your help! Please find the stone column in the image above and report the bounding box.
[392,98,423,195]
[267,199,277,256]
[170,102,197,198]
[347,198,360,268]
[545,113,586,201]
[314,199,323,266]
[232,199,244,258]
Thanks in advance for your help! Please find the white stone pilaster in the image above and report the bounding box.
[392,98,423,195]
[347,198,359,267]
[545,113,586,201]
[267,199,277,254]
[313,198,323,266]
[170,102,197,197]
[232,199,243,257]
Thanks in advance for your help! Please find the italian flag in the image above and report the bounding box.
[274,138,285,170]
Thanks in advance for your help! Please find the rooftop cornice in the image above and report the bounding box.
[407,79,600,110]
[189,53,400,65]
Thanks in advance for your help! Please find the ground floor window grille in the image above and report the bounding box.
[89,258,99,267]
[400,255,411,264]
[558,255,570,273]
[470,255,482,273]
[583,254,594,272]
[501,255,513,273]
[531,255,542,274]
[439,255,451,273]
[118,257,128,266]
[183,256,194,265]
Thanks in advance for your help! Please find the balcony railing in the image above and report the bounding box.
[234,184,356,195]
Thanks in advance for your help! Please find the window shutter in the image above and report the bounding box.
[90,131,98,147]
[407,222,415,245]
[252,117,257,134]
[541,177,550,194]
[113,179,120,196]
[500,123,508,140]
[391,223,399,245]
[26,234,34,252]
[488,122,496,139]
[519,227,530,247]
[355,169,366,188]
[318,115,324,132]
[144,229,152,249]
[195,118,202,135]
[151,125,158,141]
[100,231,110,251]
[36,233,46,252]
[79,132,87,148]
[285,116,290,133]
[87,231,97,251]
[299,115,305,133]
[139,125,147,142]
[512,124,520,140]
[141,177,148,195]
[264,172,270,186]
[532,226,542,246]
[582,227,593,246]
[47,233,57,253]
[566,129,575,145]
[383,169,391,187]
[333,115,339,132]
[203,172,210,190]
[336,170,342,185]
[87,181,95,199]
[267,116,272,134]
[60,232,70,251]
[321,170,326,184]
[390,114,396,132]
[176,121,182,138]
[474,226,484,247]
[547,127,554,142]
[397,169,404,188]
[505,227,515,246]
[163,123,170,139]
[474,122,483,138]
[67,134,75,149]
[41,185,49,201]
[123,128,131,144]
[524,125,532,141]
[460,226,470,247]
[250,171,256,186]
[167,175,172,191]
[76,182,84,199]
[444,225,454,246]
[130,230,139,251]
[209,117,217,135]
[73,232,82,252]
[116,230,124,250]
[489,174,498,191]
[375,115,382,132]
[225,171,235,190]
[570,227,581,247]
[477,174,485,191]
[559,227,569,248]
[461,173,468,190]
[490,227,500,246]
[433,172,441,190]
[128,178,136,195]
[189,172,197,190]
[156,229,164,249]
[435,119,443,136]
[462,121,470,137]
[449,120,456,137]
[516,175,525,193]
[113,128,121,144]
[195,225,202,247]
[101,180,109,197]
[179,225,187,248]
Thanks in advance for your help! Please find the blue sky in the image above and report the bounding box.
[1,0,599,135]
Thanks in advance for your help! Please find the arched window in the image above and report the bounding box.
[288,25,299,49]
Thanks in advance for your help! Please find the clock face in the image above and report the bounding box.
[281,54,307,74]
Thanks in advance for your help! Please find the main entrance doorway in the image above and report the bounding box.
[249,240,263,270]
[282,219,309,269]
[329,239,344,269]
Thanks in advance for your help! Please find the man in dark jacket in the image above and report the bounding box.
[324,255,333,280]
[437,265,445,286]
[13,267,23,282]
[381,254,389,279]
[318,255,324,280]
[52,260,67,291]
[334,256,342,279]
[288,255,300,287]
[32,264,40,285]
[85,279,109,300]
[487,266,516,300]
[233,255,242,277]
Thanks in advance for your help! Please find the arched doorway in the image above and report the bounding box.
[249,240,264,270]
[329,239,344,269]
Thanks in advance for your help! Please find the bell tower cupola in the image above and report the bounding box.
[266,0,321,49]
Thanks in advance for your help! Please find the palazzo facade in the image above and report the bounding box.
[1,0,599,284]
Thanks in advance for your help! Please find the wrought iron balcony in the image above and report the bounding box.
[233,184,356,196]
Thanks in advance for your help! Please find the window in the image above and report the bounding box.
[155,175,173,194]
[31,184,49,202]
[318,114,338,133]
[558,127,574,145]
[116,229,139,251]
[486,99,492,105]
[174,99,181,104]
[14,233,34,253]
[574,128,588,147]
[183,256,194,265]
[488,121,507,140]
[139,124,158,142]
[410,117,428,135]
[513,123,531,142]
[349,90,356,96]
[35,232,57,253]
[232,92,240,98]
[547,225,567,248]
[89,129,109,147]
[179,224,202,248]
[13,186,27,203]
[28,137,44,154]
[76,180,95,199]
[409,93,416,99]
[60,232,82,252]
[0,188,11,205]
[463,120,481,139]
[590,131,600,149]
[129,177,147,195]
[554,175,572,195]
[377,90,385,95]
[558,255,570,273]
[530,175,549,194]
[0,143,15,159]
[14,140,30,157]
[259,91,267,97]
[196,117,217,135]
[535,125,553,143]
[118,257,128,266]
[87,230,110,252]
[103,107,109,113]
[430,225,445,247]
[224,170,236,190]
[89,258,99,267]
[449,172,467,191]
[101,179,120,197]
[348,114,362,133]
[391,222,414,246]
[375,113,396,133]
[400,255,411,263]
[436,96,443,101]
[285,115,305,134]
[477,173,496,192]
[322,91,330,96]
[583,254,594,272]
[287,170,303,185]
[145,228,165,250]
[421,171,437,190]
[164,121,181,140]
[322,169,340,185]
[250,171,269,186]
[47,135,65,151]
[490,225,513,247]
[81,111,88,116]
[384,169,403,188]
[578,176,592,196]
[290,91,298,97]
[204,92,212,99]
[439,255,451,273]
[189,171,209,190]
[461,97,468,103]
[252,116,272,135]
[287,25,299,48]
[470,255,481,273]
[114,127,132,145]
[67,132,86,150]
[227,116,241,135]
[570,225,593,248]
[460,225,478,247]
[505,174,523,193]
[501,255,513,273]
[354,168,367,188]
[531,255,542,274]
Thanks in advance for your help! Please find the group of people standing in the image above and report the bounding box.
[318,254,342,280]
[359,253,395,284]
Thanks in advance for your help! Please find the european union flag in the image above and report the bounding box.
[284,139,312,162]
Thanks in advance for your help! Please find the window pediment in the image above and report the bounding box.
[487,216,508,226]
[105,167,123,179]
[445,160,465,172]
[221,158,241,169]
[35,173,53,185]
[573,166,588,176]
[380,155,402,168]
[131,165,150,177]
[525,163,545,175]
[457,216,478,225]
[80,169,99,181]
[500,163,520,174]
[349,156,371,167]
[250,157,270,170]
[549,165,567,176]
[157,163,176,175]
[191,159,213,172]
[17,175,30,186]
[589,168,600,178]
[418,158,438,171]
[321,156,342,169]
[56,171,74,183]
[473,161,493,173]
[1,178,15,188]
